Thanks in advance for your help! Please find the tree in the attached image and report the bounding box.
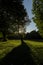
[32,0,43,38]
[0,0,31,41]
[30,30,42,39]
[25,30,42,40]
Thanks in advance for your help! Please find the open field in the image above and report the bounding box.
[0,40,43,64]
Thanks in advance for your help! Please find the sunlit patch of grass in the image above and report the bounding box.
[24,40,43,64]
[24,40,43,47]
[0,40,21,59]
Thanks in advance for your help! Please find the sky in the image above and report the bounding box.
[23,0,38,33]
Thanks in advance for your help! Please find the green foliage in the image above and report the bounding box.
[32,0,43,38]
[0,0,31,40]
[0,0,30,32]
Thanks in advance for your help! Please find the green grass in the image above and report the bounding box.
[0,40,43,64]
[24,40,43,47]
[24,40,43,64]
[0,40,21,59]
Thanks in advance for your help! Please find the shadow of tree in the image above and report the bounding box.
[0,41,36,65]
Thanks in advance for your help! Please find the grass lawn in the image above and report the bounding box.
[0,40,43,64]
[0,40,21,59]
[24,40,43,64]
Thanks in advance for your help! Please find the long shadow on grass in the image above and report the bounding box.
[0,40,36,65]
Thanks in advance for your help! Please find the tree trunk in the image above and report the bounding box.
[2,31,7,41]
[18,24,24,44]
[21,36,23,43]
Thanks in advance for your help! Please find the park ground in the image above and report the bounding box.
[0,40,43,64]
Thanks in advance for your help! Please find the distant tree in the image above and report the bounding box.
[30,30,42,39]
[32,0,43,38]
[25,30,42,40]
[0,0,31,41]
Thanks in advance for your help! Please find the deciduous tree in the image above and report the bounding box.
[32,0,43,38]
[0,0,31,41]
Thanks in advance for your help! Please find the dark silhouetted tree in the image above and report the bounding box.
[0,0,31,41]
[25,30,42,40]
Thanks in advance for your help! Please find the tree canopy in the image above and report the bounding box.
[32,0,43,38]
[0,0,31,41]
